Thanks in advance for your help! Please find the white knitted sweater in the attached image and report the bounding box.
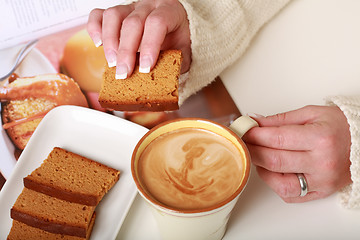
[178,0,360,208]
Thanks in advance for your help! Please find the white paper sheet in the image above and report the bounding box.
[0,0,132,50]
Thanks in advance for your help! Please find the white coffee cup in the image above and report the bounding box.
[131,116,258,240]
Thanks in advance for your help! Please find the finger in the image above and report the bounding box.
[116,4,154,79]
[244,123,319,151]
[139,6,180,72]
[248,144,311,173]
[256,167,329,203]
[102,5,134,67]
[282,191,325,203]
[254,106,320,127]
[256,167,313,199]
[87,8,104,47]
[178,44,191,74]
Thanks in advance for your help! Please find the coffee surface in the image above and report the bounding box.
[138,128,244,210]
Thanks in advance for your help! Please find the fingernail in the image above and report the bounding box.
[247,113,265,118]
[139,55,152,73]
[105,50,117,67]
[92,33,102,47]
[116,63,128,79]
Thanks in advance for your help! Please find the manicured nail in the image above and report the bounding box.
[105,50,117,67]
[116,63,128,79]
[139,55,152,73]
[92,33,102,47]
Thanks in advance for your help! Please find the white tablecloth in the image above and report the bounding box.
[221,0,360,116]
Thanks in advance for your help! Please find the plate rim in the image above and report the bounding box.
[0,105,148,239]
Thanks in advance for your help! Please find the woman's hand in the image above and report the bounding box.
[87,0,191,79]
[243,105,352,203]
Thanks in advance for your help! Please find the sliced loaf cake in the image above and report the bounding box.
[7,219,95,240]
[98,50,182,111]
[24,147,120,206]
[10,188,95,238]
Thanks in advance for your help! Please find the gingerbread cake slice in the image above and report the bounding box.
[98,49,182,111]
[24,147,120,206]
[7,218,95,240]
[10,188,95,238]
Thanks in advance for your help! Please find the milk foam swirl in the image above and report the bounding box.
[138,128,244,210]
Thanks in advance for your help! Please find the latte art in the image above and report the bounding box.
[138,128,244,210]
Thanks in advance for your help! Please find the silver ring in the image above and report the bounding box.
[296,173,308,197]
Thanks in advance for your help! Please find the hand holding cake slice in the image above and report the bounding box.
[98,50,182,111]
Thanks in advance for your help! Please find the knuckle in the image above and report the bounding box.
[146,14,166,26]
[276,180,296,198]
[267,152,283,172]
[302,105,315,112]
[321,157,338,173]
[275,132,286,149]
[103,7,119,18]
[276,182,289,198]
[302,105,318,115]
[318,133,337,149]
[90,8,102,16]
[274,112,287,122]
[123,14,143,29]
[87,9,104,31]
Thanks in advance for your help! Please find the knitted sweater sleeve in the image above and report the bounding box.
[326,96,360,209]
[177,0,290,104]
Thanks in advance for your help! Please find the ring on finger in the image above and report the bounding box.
[296,173,308,197]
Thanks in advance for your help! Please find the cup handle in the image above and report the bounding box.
[229,116,259,138]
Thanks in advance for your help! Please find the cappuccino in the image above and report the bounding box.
[138,128,245,210]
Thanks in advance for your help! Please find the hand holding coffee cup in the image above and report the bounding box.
[242,106,352,203]
[131,116,258,240]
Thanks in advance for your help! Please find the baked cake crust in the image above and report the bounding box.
[23,178,97,206]
[7,219,95,240]
[7,147,120,239]
[98,50,182,111]
[10,188,95,238]
[10,212,96,238]
[24,147,120,206]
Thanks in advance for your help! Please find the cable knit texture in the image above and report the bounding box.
[327,96,360,209]
[178,0,290,104]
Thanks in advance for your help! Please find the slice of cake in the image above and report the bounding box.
[98,49,182,111]
[10,188,95,238]
[24,147,120,206]
[1,74,88,150]
[7,219,95,240]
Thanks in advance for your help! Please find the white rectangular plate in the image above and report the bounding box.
[0,105,148,239]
